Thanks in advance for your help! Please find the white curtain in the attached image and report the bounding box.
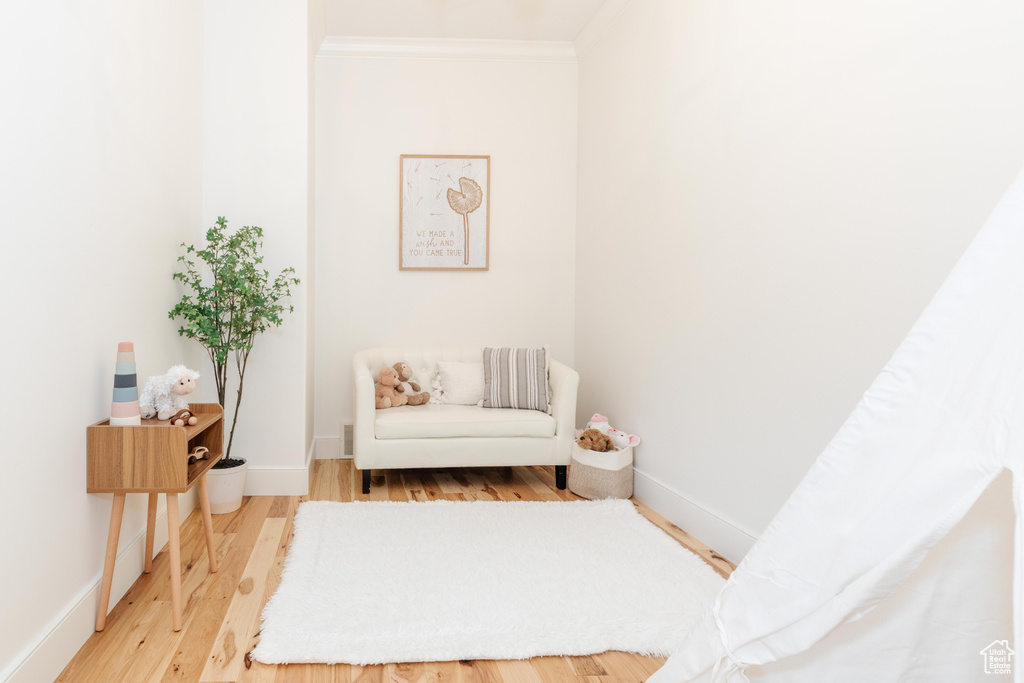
[650,167,1024,683]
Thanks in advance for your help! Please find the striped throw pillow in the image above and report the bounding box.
[482,347,550,412]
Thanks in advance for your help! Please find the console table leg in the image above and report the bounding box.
[144,493,158,574]
[166,493,182,631]
[197,474,218,573]
[95,492,126,631]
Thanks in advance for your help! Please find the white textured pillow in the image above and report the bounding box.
[435,361,485,405]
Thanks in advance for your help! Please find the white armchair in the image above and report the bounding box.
[352,346,579,494]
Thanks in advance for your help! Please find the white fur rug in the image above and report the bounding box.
[252,499,725,665]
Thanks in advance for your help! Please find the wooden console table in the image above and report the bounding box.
[87,402,224,632]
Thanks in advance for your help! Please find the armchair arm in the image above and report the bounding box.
[549,359,579,442]
[352,351,377,468]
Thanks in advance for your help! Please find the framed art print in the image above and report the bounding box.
[400,154,490,270]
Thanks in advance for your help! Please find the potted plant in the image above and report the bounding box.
[170,217,300,513]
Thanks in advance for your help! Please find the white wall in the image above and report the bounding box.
[307,0,325,476]
[574,0,1024,558]
[204,0,315,488]
[0,2,204,680]
[314,48,578,439]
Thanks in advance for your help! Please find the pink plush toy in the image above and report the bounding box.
[607,427,641,450]
[585,413,641,450]
[587,413,611,433]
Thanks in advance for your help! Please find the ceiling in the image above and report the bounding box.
[323,0,608,42]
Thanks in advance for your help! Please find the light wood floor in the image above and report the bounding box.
[58,461,734,683]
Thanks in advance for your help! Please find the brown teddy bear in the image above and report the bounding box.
[393,362,431,406]
[577,428,615,452]
[375,367,408,409]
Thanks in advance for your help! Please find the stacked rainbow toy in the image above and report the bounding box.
[110,342,142,426]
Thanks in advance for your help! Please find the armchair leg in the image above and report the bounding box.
[555,465,567,490]
[362,469,371,495]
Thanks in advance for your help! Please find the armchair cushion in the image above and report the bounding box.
[374,404,556,440]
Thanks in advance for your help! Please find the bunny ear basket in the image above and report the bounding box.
[569,413,639,500]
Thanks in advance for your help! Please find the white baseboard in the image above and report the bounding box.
[315,437,344,459]
[242,443,316,496]
[3,490,198,683]
[632,468,757,565]
[307,440,316,492]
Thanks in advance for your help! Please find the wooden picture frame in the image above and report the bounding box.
[399,154,490,271]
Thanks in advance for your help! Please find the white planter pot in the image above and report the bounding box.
[206,460,248,514]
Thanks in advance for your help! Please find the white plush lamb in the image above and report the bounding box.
[139,365,200,421]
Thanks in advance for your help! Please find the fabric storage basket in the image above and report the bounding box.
[568,441,634,500]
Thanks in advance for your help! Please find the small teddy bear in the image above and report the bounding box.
[392,362,431,406]
[139,365,199,420]
[577,428,615,452]
[375,366,408,409]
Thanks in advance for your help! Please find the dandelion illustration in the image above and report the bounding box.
[447,177,483,266]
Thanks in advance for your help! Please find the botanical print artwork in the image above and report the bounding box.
[446,177,483,266]
[400,155,490,270]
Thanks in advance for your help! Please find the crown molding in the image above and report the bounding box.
[573,0,637,60]
[318,36,578,64]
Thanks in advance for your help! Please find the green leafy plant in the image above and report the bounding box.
[170,217,300,460]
